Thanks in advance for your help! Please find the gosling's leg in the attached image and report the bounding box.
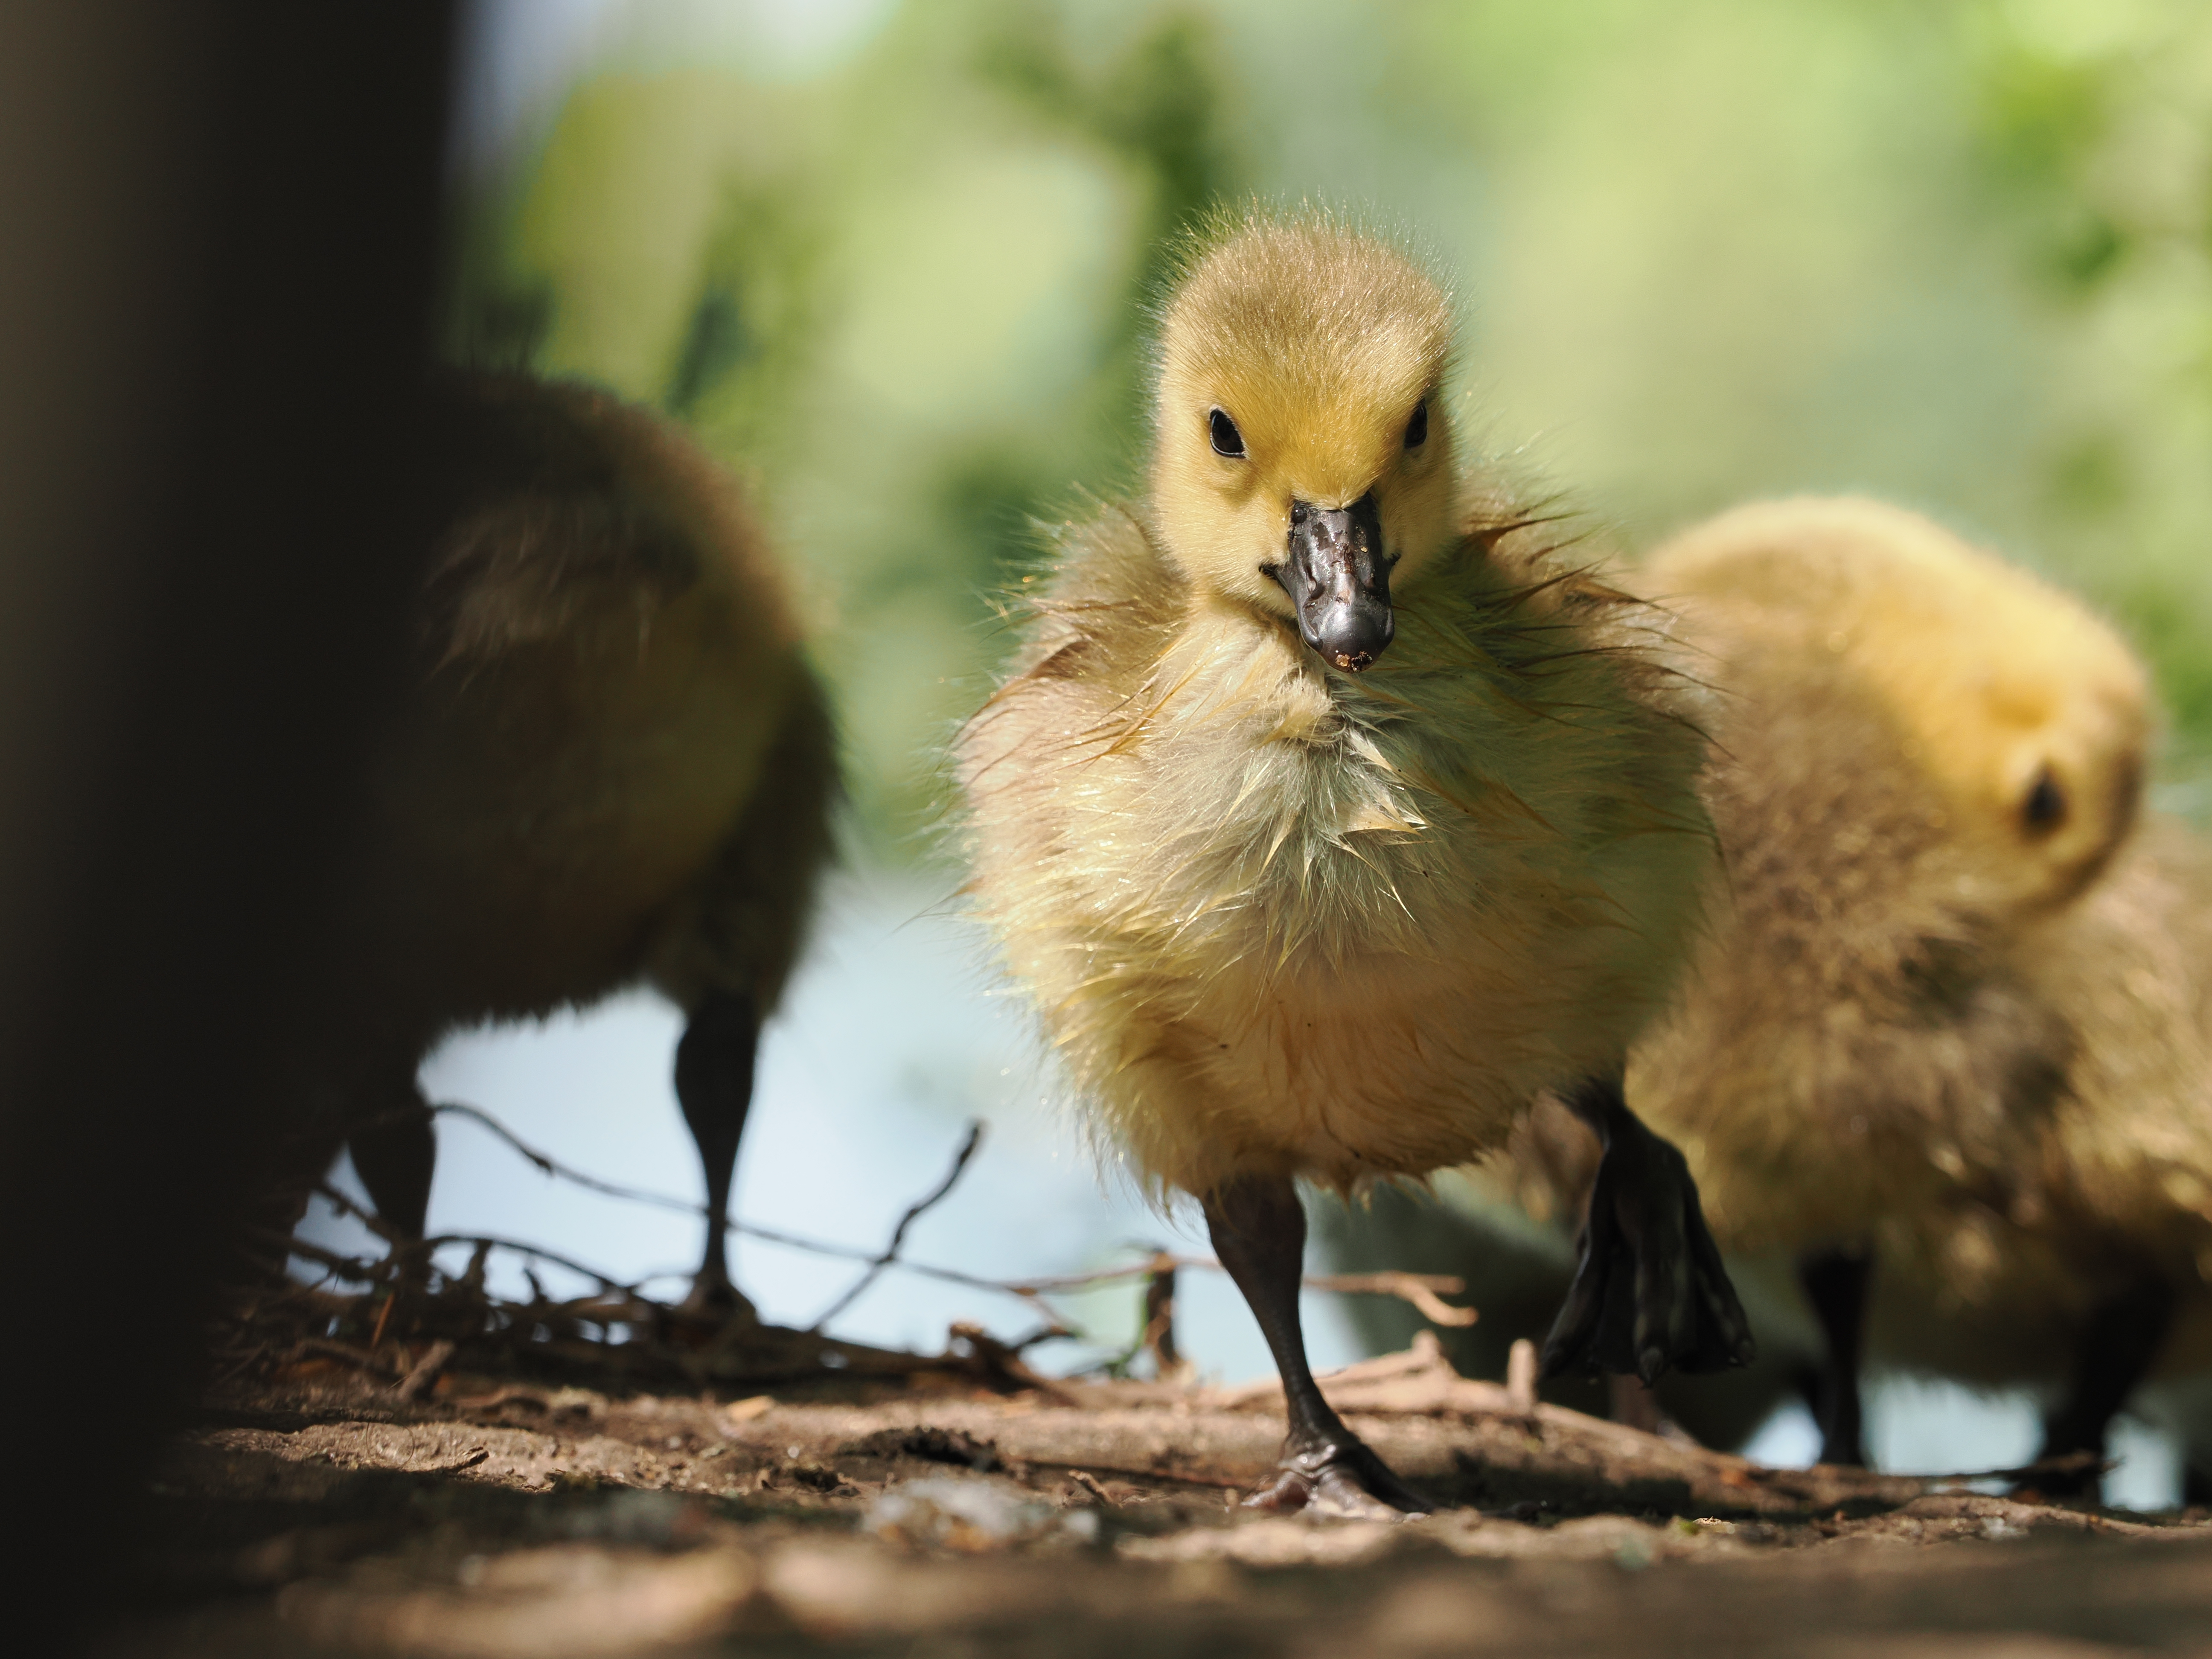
[1797,1242,1873,1467]
[1204,1172,1431,1517]
[675,989,760,1321]
[1541,1074,1755,1382]
[347,1074,437,1244]
[2029,1273,2174,1500]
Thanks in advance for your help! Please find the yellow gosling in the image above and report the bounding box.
[957,212,1749,1516]
[1528,495,2150,1472]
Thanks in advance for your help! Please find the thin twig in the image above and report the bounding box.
[394,1339,456,1403]
[808,1122,985,1331]
[1932,1450,2111,1485]
[431,1102,713,1220]
[330,1101,1477,1331]
[309,1179,651,1296]
[425,1103,936,1269]
[1305,1271,1479,1328]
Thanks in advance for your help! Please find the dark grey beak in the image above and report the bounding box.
[1269,493,1393,671]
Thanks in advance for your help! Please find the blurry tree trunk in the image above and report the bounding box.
[0,3,454,1639]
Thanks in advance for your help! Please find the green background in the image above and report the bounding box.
[451,0,2212,853]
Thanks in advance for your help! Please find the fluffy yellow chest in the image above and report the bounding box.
[975,601,1703,1198]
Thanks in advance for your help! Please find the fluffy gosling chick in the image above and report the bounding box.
[324,372,835,1316]
[1600,495,2149,1464]
[957,214,1751,1516]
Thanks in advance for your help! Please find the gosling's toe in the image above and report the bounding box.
[1247,1432,1432,1519]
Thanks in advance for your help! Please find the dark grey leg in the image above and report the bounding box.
[1797,1243,1872,1467]
[1541,1074,1755,1382]
[675,990,759,1319]
[2031,1273,2174,1500]
[348,1086,436,1244]
[1205,1172,1431,1516]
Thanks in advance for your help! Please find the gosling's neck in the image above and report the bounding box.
[1151,588,1344,746]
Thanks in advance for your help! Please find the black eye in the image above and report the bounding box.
[1405,399,1428,450]
[2022,767,2067,832]
[1208,407,1245,458]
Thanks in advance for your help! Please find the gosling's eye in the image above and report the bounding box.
[1208,407,1246,458]
[2022,767,2067,832]
[1404,399,1428,450]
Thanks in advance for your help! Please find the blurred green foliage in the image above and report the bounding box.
[447,0,2212,854]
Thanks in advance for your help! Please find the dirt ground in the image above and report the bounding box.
[105,1329,2212,1657]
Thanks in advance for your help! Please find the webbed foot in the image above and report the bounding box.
[1246,1431,1432,1519]
[1540,1085,1754,1383]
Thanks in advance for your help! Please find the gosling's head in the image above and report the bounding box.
[1657,497,2151,911]
[1150,214,1457,672]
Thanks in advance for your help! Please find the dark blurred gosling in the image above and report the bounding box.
[315,373,836,1318]
[956,211,1748,1518]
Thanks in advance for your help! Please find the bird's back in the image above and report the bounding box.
[342,375,825,1048]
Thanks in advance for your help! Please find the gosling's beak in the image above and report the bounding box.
[1270,493,1394,671]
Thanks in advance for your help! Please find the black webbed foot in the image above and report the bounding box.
[1540,1079,1754,1383]
[1246,1428,1433,1519]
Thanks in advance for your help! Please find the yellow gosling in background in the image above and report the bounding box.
[957,212,1749,1516]
[1631,498,2149,1256]
[1492,497,2157,1487]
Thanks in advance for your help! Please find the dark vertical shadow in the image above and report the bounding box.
[0,4,454,1641]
